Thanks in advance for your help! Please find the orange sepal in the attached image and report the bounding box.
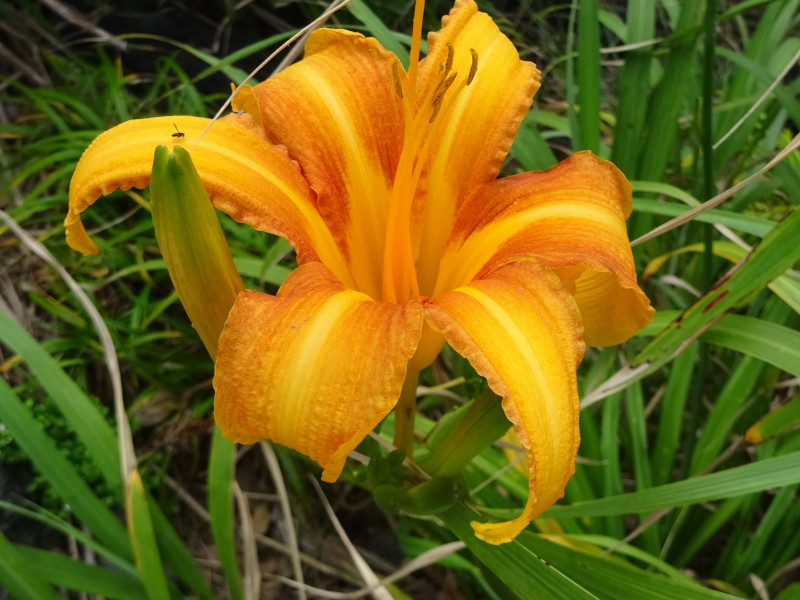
[213,262,424,481]
[65,114,350,285]
[437,151,653,346]
[424,260,584,544]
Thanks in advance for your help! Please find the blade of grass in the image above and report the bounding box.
[577,0,600,153]
[0,283,121,492]
[0,529,63,600]
[208,426,244,600]
[672,497,745,567]
[699,314,800,377]
[511,112,559,171]
[631,132,800,247]
[727,484,798,582]
[440,504,602,600]
[0,208,135,489]
[147,500,216,600]
[543,450,800,519]
[636,0,701,195]
[610,0,655,175]
[442,504,739,599]
[745,393,800,444]
[125,469,171,600]
[0,378,131,558]
[625,382,661,554]
[0,500,136,575]
[15,546,146,600]
[642,240,800,314]
[652,342,698,486]
[600,393,625,539]
[582,302,796,409]
[635,205,800,369]
[514,530,737,600]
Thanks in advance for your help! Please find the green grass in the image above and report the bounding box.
[2,0,800,598]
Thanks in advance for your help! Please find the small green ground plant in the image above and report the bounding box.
[1,0,800,598]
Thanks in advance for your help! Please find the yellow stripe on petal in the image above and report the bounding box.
[414,0,541,294]
[66,114,350,286]
[424,260,584,544]
[230,83,264,130]
[253,29,406,299]
[213,262,424,481]
[438,151,653,346]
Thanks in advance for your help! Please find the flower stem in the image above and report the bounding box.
[394,368,420,458]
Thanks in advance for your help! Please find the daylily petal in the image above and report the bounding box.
[423,260,584,544]
[436,151,653,346]
[213,262,424,481]
[253,29,406,300]
[414,0,541,293]
[66,114,350,286]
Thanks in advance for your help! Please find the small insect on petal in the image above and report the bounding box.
[468,49,478,86]
[172,123,185,138]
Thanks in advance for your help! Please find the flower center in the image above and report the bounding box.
[381,1,478,304]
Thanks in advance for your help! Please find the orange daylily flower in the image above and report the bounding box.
[66,0,653,544]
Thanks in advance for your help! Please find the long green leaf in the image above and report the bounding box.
[0,309,121,492]
[0,378,131,558]
[577,0,601,153]
[543,450,800,519]
[610,0,655,175]
[635,206,800,367]
[700,314,800,377]
[633,197,775,237]
[440,504,601,599]
[0,530,63,600]
[15,546,146,600]
[441,504,738,600]
[148,500,216,600]
[126,470,171,600]
[652,342,697,485]
[208,426,244,600]
[515,532,737,600]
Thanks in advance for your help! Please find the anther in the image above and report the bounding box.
[432,72,457,106]
[429,99,443,124]
[468,49,479,85]
[430,72,457,123]
[392,62,404,99]
[445,43,454,75]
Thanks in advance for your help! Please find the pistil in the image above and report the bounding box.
[381,10,480,304]
[381,0,427,304]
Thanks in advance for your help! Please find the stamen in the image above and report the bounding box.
[432,72,458,105]
[430,72,458,123]
[468,49,479,85]
[445,43,454,75]
[392,62,404,99]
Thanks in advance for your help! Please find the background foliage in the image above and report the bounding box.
[1,0,800,598]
